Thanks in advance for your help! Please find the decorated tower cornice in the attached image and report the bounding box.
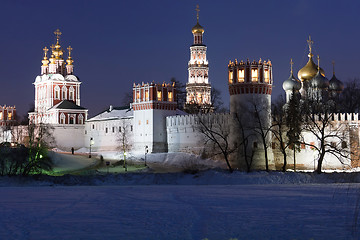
[228,58,273,95]
[185,5,212,112]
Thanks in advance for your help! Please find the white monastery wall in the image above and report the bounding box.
[85,118,133,152]
[52,125,85,151]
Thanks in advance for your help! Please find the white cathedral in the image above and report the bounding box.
[10,7,359,171]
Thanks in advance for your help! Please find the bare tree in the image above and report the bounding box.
[252,101,273,172]
[197,114,233,172]
[339,79,360,113]
[233,113,255,172]
[272,96,291,172]
[301,100,350,173]
[117,120,132,158]
[170,77,186,110]
[121,90,134,108]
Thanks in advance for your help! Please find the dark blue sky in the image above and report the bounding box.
[1,0,360,117]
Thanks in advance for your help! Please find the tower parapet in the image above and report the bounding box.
[228,59,273,96]
[132,82,177,153]
[132,82,177,111]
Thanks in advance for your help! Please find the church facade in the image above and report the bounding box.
[28,29,88,150]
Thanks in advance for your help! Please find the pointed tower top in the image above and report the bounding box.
[54,29,62,43]
[43,47,49,59]
[307,35,314,58]
[332,60,335,75]
[192,5,204,34]
[195,5,200,23]
[66,46,74,65]
[290,58,294,74]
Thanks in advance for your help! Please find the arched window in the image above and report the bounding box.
[228,71,233,84]
[54,86,60,100]
[251,69,258,82]
[7,112,12,120]
[238,69,244,82]
[78,114,84,124]
[69,116,75,124]
[0,112,2,120]
[60,113,66,124]
[62,86,67,100]
[69,86,75,101]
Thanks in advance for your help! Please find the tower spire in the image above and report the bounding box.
[307,35,314,58]
[43,47,49,59]
[54,29,62,44]
[290,58,294,75]
[67,46,73,58]
[332,60,335,75]
[195,4,200,23]
[317,55,320,71]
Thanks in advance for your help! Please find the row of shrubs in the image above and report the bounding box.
[0,143,52,176]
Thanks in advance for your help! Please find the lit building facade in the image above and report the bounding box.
[28,29,87,125]
[0,105,16,126]
[185,5,211,112]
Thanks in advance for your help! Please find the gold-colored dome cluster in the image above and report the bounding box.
[41,29,74,66]
[297,36,325,81]
[192,5,204,34]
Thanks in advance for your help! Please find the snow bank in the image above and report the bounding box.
[2,170,360,187]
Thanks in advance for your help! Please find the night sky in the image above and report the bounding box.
[1,0,360,117]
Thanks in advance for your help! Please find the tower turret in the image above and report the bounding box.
[66,46,74,75]
[192,5,204,45]
[132,82,177,153]
[185,5,211,113]
[41,47,49,75]
[283,59,301,103]
[228,58,274,170]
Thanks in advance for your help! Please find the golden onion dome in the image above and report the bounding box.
[297,55,325,81]
[42,58,49,66]
[192,22,204,34]
[66,57,74,65]
[49,54,56,64]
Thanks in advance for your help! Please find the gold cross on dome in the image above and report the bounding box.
[307,35,314,54]
[54,29,62,40]
[317,55,320,70]
[43,47,48,58]
[290,58,294,74]
[50,44,55,51]
[67,46,73,57]
[332,60,335,74]
[195,5,200,21]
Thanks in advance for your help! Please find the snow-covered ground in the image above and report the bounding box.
[0,183,359,240]
[1,152,360,239]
